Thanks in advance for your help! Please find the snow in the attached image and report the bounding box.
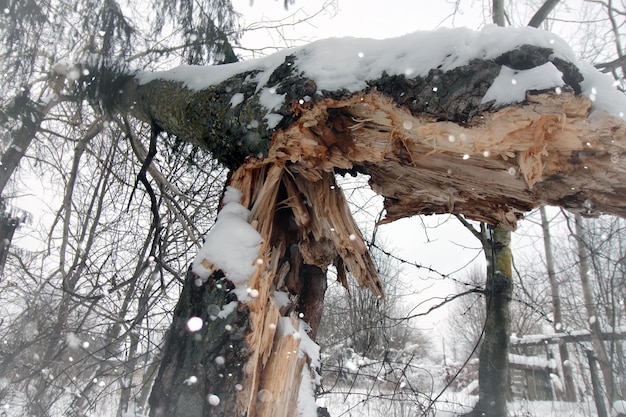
[136,25,626,120]
[460,379,479,396]
[273,290,291,308]
[512,326,626,346]
[549,373,564,393]
[229,92,244,108]
[509,353,556,369]
[217,301,238,319]
[274,316,322,416]
[482,62,565,105]
[182,375,198,386]
[137,51,288,91]
[579,63,626,117]
[264,113,283,129]
[258,87,285,110]
[297,366,317,417]
[613,400,626,416]
[66,332,81,349]
[191,186,264,294]
[298,321,321,384]
[186,316,204,332]
[207,394,220,406]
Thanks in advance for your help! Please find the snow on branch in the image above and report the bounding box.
[108,25,626,228]
[510,326,626,347]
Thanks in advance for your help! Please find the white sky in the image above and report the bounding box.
[233,0,487,53]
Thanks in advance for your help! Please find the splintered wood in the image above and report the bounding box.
[225,89,626,417]
[228,160,380,417]
[256,317,306,417]
[268,91,626,229]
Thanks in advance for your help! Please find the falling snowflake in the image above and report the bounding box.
[187,317,204,332]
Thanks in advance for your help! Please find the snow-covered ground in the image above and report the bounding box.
[319,388,602,417]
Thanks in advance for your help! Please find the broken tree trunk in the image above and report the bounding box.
[114,54,626,229]
[98,28,626,416]
[149,162,379,417]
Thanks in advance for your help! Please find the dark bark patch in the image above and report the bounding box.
[367,59,501,122]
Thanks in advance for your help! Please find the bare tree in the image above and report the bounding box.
[540,206,578,401]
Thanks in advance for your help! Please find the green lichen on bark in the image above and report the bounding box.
[133,70,272,167]
[117,44,582,169]
[126,54,318,169]
[469,225,513,417]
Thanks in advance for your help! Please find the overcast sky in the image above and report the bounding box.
[233,0,487,52]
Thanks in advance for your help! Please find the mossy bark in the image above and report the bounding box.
[471,225,513,417]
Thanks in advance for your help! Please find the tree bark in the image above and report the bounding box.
[575,214,617,402]
[469,225,513,417]
[108,43,626,229]
[528,0,561,28]
[148,270,251,417]
[587,349,610,417]
[540,206,577,401]
[492,0,506,26]
[93,34,626,417]
[0,104,44,196]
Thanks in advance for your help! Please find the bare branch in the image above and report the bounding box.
[528,0,562,28]
[454,214,483,243]
[595,55,626,72]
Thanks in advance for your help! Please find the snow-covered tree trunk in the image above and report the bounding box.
[88,29,626,416]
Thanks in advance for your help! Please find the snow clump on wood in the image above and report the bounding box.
[192,186,264,296]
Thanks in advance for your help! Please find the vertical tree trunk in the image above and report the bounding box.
[117,330,140,417]
[473,7,511,412]
[0,201,21,275]
[468,225,513,417]
[574,214,616,403]
[540,206,577,402]
[587,349,610,417]
[492,0,506,26]
[148,270,251,417]
[148,164,380,417]
[0,94,54,197]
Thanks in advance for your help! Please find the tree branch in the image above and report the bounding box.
[528,0,561,27]
[492,0,506,26]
